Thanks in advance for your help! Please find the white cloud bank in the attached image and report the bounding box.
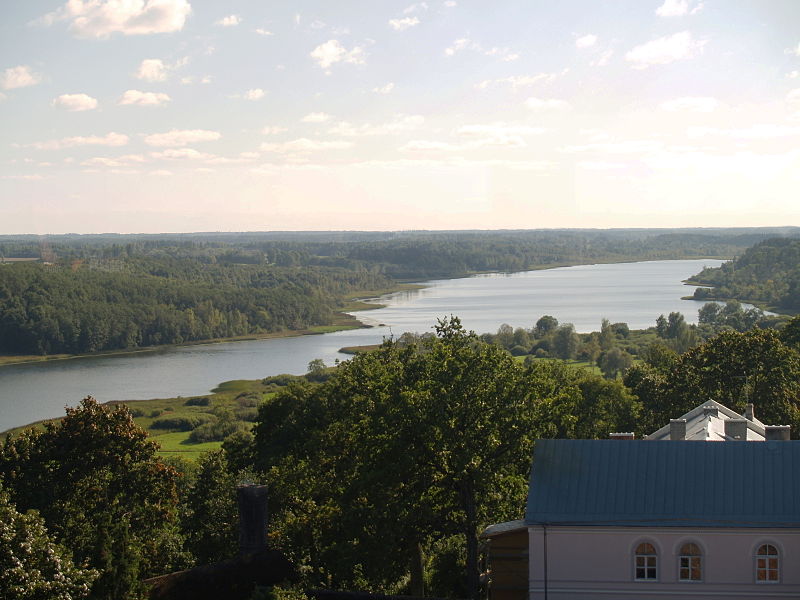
[30,132,129,150]
[260,138,354,153]
[52,93,98,111]
[144,129,221,147]
[524,97,570,111]
[575,34,597,49]
[37,0,192,38]
[310,40,366,69]
[625,31,706,69]
[655,0,703,17]
[119,90,171,106]
[216,15,241,27]
[1,65,42,90]
[135,58,188,82]
[659,96,719,112]
[301,112,332,123]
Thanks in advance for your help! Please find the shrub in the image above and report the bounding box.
[151,414,217,431]
[185,397,211,407]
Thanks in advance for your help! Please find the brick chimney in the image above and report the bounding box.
[724,418,747,441]
[670,419,687,440]
[765,425,791,441]
[237,484,269,555]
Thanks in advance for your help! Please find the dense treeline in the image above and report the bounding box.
[691,237,800,310]
[1,228,797,356]
[0,259,388,355]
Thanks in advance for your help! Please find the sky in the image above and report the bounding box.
[1,0,799,234]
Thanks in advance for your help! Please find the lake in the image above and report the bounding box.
[0,259,723,431]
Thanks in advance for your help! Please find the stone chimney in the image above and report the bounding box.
[237,484,269,555]
[670,419,687,441]
[724,418,748,441]
[765,425,791,441]
[609,432,635,440]
[745,403,755,421]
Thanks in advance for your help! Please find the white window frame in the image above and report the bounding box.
[634,542,658,582]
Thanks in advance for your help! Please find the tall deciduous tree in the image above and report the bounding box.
[0,397,188,600]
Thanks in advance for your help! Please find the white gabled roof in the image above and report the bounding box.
[645,399,766,441]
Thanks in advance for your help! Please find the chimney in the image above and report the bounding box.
[765,425,791,441]
[745,403,755,421]
[703,405,719,418]
[725,418,748,441]
[670,419,687,440]
[237,484,269,555]
[609,432,635,440]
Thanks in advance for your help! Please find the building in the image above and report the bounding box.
[481,402,800,600]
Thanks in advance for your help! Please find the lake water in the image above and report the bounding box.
[0,259,723,431]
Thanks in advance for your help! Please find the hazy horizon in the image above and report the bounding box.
[2,0,799,234]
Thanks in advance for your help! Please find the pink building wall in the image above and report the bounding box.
[528,525,800,599]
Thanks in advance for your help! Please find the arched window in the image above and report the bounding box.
[635,542,657,581]
[756,544,779,583]
[679,543,702,581]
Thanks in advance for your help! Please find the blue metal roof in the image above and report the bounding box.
[524,439,800,528]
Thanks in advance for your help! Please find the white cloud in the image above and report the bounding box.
[1,65,42,90]
[328,114,425,136]
[476,71,566,90]
[144,129,221,147]
[135,59,169,82]
[255,28,273,36]
[82,155,146,168]
[118,90,171,106]
[373,82,395,94]
[444,1,457,7]
[30,132,129,150]
[310,40,366,69]
[301,112,332,123]
[656,0,703,17]
[524,97,570,111]
[660,96,719,112]
[445,38,518,61]
[403,3,429,13]
[787,71,800,80]
[444,38,470,56]
[52,93,98,111]
[262,126,288,135]
[181,75,212,85]
[625,31,706,69]
[575,34,597,49]
[244,88,265,100]
[786,43,800,57]
[399,140,462,153]
[389,17,420,31]
[591,49,614,67]
[787,89,800,104]
[260,138,354,153]
[216,15,241,27]
[38,0,191,38]
[152,148,214,160]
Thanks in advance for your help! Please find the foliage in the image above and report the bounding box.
[691,237,800,310]
[252,317,640,598]
[0,482,98,600]
[626,327,800,436]
[0,397,189,600]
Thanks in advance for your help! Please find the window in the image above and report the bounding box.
[635,543,657,581]
[756,544,779,583]
[679,543,702,581]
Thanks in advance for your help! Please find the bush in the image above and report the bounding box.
[149,409,163,418]
[234,407,259,422]
[261,374,302,387]
[184,397,211,407]
[189,420,249,444]
[151,414,217,431]
[510,344,529,356]
[129,408,145,418]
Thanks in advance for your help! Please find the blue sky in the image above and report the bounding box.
[1,0,799,233]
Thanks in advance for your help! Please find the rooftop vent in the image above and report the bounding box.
[724,418,748,441]
[765,425,791,441]
[670,419,687,441]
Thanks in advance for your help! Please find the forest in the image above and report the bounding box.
[1,227,797,357]
[690,237,800,310]
[2,315,800,600]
